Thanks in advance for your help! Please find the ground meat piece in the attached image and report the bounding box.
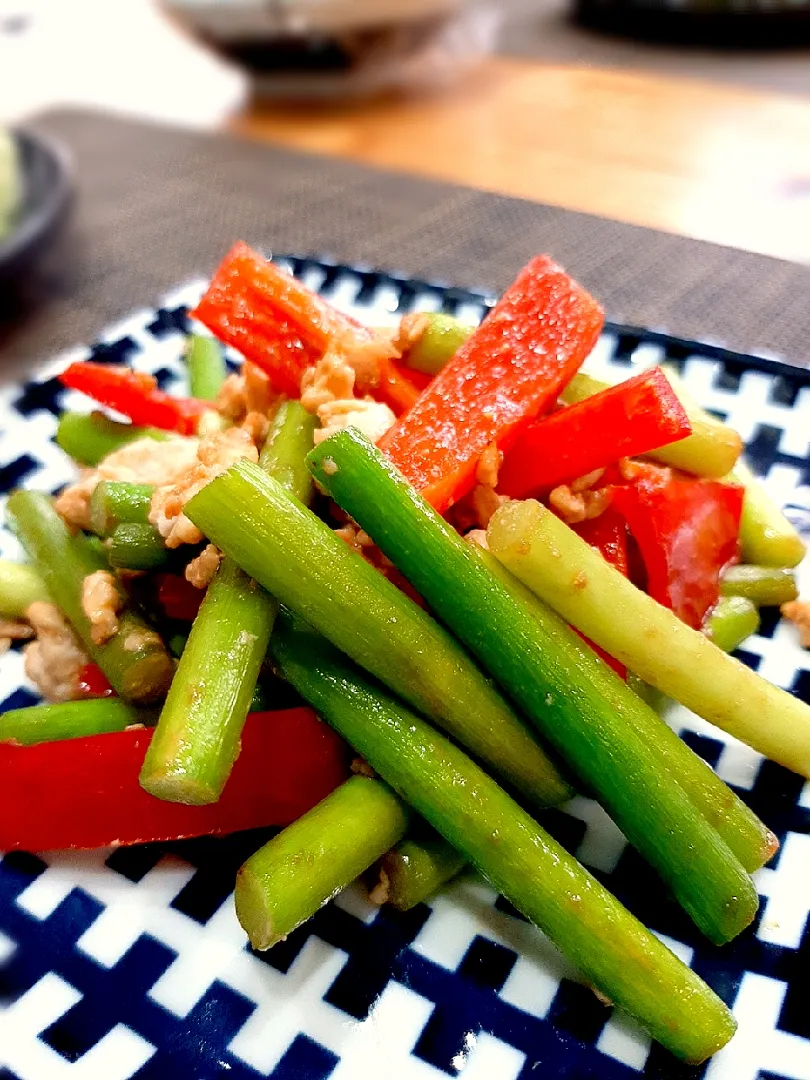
[123,627,163,652]
[54,436,200,530]
[215,373,245,421]
[23,601,91,702]
[368,866,390,906]
[782,600,810,648]
[300,322,411,415]
[314,399,396,446]
[391,312,430,355]
[0,617,33,660]
[475,443,503,489]
[241,411,270,447]
[549,484,612,525]
[570,468,605,493]
[448,485,509,532]
[471,486,508,529]
[185,544,222,589]
[300,349,357,414]
[149,427,259,548]
[0,619,34,640]
[53,471,98,530]
[351,756,376,778]
[334,524,374,554]
[617,458,671,484]
[215,362,279,423]
[81,570,122,645]
[465,529,489,550]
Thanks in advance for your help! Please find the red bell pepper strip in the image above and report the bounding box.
[612,475,744,629]
[373,358,432,416]
[0,708,350,851]
[192,243,422,413]
[499,368,691,499]
[572,510,629,676]
[379,256,604,512]
[59,363,208,436]
[78,663,116,699]
[156,573,205,622]
[191,244,324,397]
[573,509,629,576]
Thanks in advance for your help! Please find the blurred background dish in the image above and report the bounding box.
[0,128,72,285]
[164,0,500,98]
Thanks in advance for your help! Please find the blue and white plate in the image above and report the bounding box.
[1,259,809,1080]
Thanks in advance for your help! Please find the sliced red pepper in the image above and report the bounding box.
[0,708,350,851]
[373,357,432,416]
[572,510,629,677]
[573,509,629,577]
[191,244,324,396]
[499,368,691,499]
[612,475,744,629]
[192,243,421,413]
[78,663,116,698]
[59,362,208,436]
[155,573,205,622]
[379,256,604,512]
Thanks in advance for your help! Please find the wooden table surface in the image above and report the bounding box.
[234,56,810,266]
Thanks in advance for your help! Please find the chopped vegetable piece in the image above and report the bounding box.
[77,662,115,698]
[379,256,604,512]
[612,474,744,629]
[257,401,319,506]
[7,492,173,705]
[192,243,425,412]
[371,832,467,911]
[191,243,332,395]
[720,564,799,607]
[185,334,227,401]
[90,481,153,536]
[0,558,49,618]
[270,613,736,1064]
[0,708,350,851]
[155,573,204,621]
[0,698,143,745]
[197,242,364,353]
[561,372,743,478]
[140,560,277,804]
[573,510,629,576]
[107,523,169,571]
[487,498,810,778]
[141,402,316,805]
[184,460,573,810]
[707,597,760,654]
[55,410,169,466]
[372,356,431,416]
[236,776,411,949]
[500,368,691,498]
[732,459,806,568]
[310,430,772,899]
[59,362,208,435]
[572,509,630,676]
[402,314,474,376]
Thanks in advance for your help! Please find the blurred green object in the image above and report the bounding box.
[0,130,21,240]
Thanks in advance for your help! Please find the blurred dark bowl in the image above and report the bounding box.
[0,129,73,285]
[575,0,810,46]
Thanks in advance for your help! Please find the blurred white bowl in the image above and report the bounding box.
[165,0,498,99]
[166,0,465,39]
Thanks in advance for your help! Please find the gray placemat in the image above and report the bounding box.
[3,107,810,382]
